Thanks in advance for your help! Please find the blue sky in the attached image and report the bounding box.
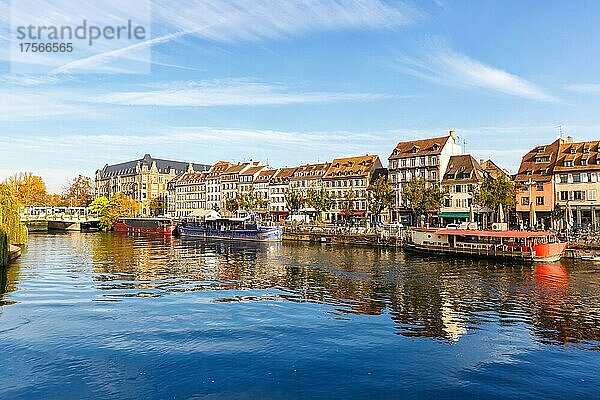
[1,0,600,192]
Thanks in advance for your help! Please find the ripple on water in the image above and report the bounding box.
[1,232,600,399]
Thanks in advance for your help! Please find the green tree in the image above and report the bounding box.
[90,193,140,230]
[238,188,268,214]
[284,189,304,215]
[62,175,94,207]
[401,176,447,225]
[305,188,333,222]
[367,175,394,223]
[225,197,240,214]
[340,190,355,221]
[474,175,516,219]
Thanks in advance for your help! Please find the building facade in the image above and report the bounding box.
[289,162,330,197]
[95,154,209,215]
[206,161,232,211]
[174,171,208,218]
[554,137,600,229]
[322,155,382,222]
[269,167,297,220]
[440,155,492,226]
[515,139,561,229]
[388,131,462,224]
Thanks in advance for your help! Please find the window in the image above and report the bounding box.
[574,191,583,200]
[588,190,597,201]
[560,174,568,183]
[564,161,574,167]
[431,171,437,180]
[536,196,544,206]
[560,191,568,201]
[521,197,529,205]
[401,159,407,167]
[536,183,544,191]
[582,159,588,166]
[444,198,451,207]
[573,173,581,183]
[455,185,462,193]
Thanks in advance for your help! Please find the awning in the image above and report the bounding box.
[339,211,366,216]
[440,212,470,218]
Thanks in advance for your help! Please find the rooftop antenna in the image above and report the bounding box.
[558,125,564,139]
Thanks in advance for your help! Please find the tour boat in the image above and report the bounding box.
[177,216,283,242]
[405,228,568,262]
[114,217,176,235]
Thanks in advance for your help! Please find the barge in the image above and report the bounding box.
[177,213,282,242]
[114,217,176,235]
[405,228,568,262]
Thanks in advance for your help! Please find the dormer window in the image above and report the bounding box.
[393,149,398,155]
[564,160,574,167]
[536,147,545,153]
[432,143,440,151]
[584,147,590,154]
[570,148,576,154]
[582,159,589,166]
[412,145,419,153]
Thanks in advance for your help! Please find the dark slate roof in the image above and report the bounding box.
[97,154,210,179]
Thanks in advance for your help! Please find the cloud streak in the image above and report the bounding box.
[397,42,557,102]
[564,83,600,93]
[89,80,390,106]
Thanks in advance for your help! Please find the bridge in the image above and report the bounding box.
[20,207,101,231]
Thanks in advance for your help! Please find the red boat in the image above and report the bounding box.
[406,228,568,262]
[113,217,176,235]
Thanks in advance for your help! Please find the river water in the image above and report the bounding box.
[1,232,600,399]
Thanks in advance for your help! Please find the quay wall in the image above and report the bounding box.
[283,229,402,248]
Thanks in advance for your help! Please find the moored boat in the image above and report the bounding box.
[405,228,568,262]
[114,217,176,235]
[177,210,282,242]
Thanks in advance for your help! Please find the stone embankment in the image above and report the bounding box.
[283,226,402,248]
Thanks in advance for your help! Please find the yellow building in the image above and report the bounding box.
[95,154,209,215]
[322,154,382,222]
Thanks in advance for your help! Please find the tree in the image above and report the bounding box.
[284,189,304,215]
[340,190,355,221]
[62,175,94,207]
[225,197,240,214]
[367,175,394,223]
[305,188,333,222]
[401,176,447,225]
[46,193,65,207]
[5,172,48,206]
[238,188,268,214]
[474,175,516,220]
[90,192,140,230]
[0,183,28,246]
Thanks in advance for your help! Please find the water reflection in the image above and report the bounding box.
[6,232,600,348]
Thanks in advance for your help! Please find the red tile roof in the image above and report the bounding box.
[515,138,562,183]
[323,155,380,179]
[389,135,450,160]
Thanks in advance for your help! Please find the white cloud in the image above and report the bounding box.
[1,0,416,73]
[397,41,557,102]
[90,79,389,106]
[564,84,600,93]
[150,0,416,42]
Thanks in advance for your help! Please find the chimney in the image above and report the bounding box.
[480,159,485,165]
[449,130,456,140]
[567,136,574,143]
